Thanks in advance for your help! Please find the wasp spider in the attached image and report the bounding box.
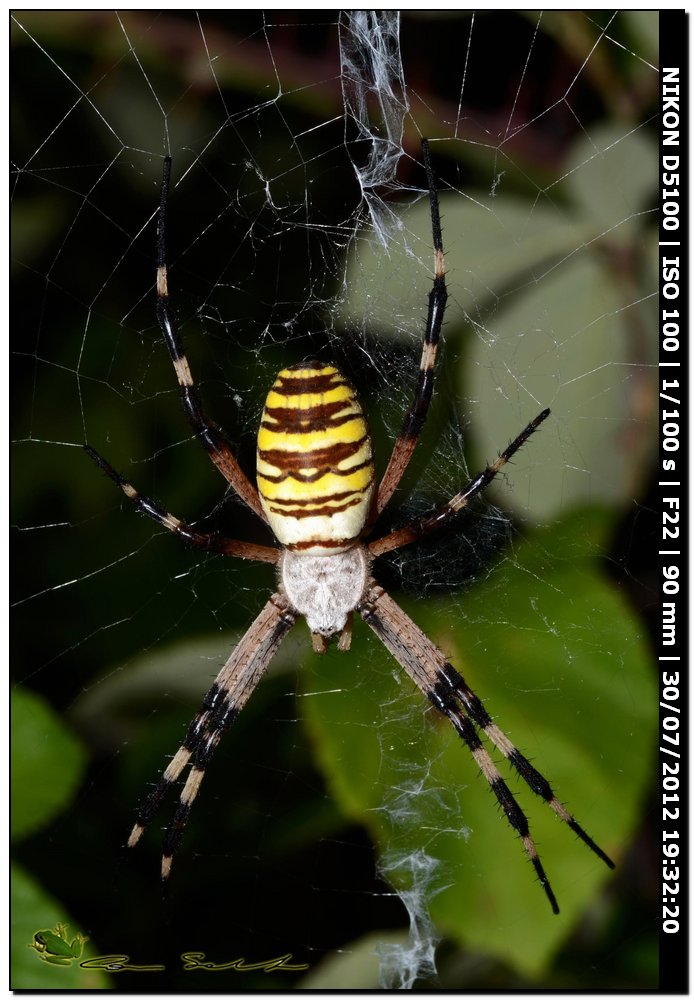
[86,141,614,911]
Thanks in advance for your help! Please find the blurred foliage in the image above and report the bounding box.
[11,688,87,841]
[304,511,656,976]
[12,10,660,991]
[11,689,106,989]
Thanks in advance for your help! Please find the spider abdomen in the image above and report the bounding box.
[257,363,375,553]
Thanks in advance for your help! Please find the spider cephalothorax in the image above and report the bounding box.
[86,141,613,909]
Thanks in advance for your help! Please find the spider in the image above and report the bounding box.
[85,140,614,912]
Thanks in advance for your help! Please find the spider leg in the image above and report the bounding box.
[127,593,296,879]
[433,663,615,870]
[369,408,550,558]
[85,445,278,564]
[375,139,448,516]
[358,582,613,913]
[156,157,266,522]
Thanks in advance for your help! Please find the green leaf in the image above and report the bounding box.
[11,688,87,841]
[299,931,409,990]
[622,10,659,63]
[564,122,658,241]
[467,245,658,520]
[11,863,109,989]
[303,511,656,977]
[339,189,597,339]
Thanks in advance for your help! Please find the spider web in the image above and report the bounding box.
[11,11,660,991]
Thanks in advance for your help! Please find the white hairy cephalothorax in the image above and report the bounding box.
[279,546,370,639]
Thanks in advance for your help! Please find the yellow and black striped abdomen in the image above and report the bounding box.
[257,363,374,553]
